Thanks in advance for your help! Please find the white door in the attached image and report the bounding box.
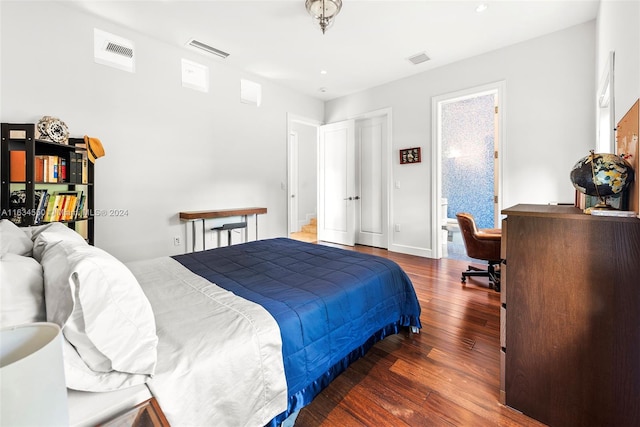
[288,131,299,233]
[318,120,355,246]
[355,116,388,248]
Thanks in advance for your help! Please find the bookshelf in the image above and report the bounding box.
[1,123,94,244]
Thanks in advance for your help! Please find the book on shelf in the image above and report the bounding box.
[35,155,45,182]
[69,152,78,183]
[25,154,81,183]
[9,151,26,181]
[590,210,636,217]
[43,190,83,223]
[34,189,49,225]
[80,152,88,184]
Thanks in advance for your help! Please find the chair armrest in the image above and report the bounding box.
[476,230,502,241]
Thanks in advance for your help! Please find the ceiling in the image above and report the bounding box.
[64,0,600,101]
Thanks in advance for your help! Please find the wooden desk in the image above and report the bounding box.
[179,207,267,252]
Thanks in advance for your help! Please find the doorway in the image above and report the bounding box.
[287,114,320,243]
[432,82,504,259]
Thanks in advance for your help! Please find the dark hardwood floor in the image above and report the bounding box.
[295,243,546,427]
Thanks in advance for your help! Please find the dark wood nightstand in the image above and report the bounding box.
[100,397,170,427]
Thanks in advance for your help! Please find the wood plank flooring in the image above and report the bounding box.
[294,243,546,427]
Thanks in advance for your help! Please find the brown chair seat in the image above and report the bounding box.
[456,212,502,291]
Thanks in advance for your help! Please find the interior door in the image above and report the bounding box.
[318,120,355,246]
[355,116,388,248]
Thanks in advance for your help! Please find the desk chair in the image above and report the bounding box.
[456,212,502,292]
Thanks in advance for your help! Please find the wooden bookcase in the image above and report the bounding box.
[1,123,94,244]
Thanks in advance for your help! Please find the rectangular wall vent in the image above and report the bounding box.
[105,42,134,58]
[408,52,430,65]
[187,39,230,59]
[94,28,135,73]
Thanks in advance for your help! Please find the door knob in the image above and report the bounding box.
[344,196,353,200]
[354,196,360,200]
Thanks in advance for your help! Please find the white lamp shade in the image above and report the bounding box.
[1,322,69,426]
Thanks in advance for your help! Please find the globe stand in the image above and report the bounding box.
[592,196,617,210]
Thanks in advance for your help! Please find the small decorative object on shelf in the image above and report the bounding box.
[83,135,106,163]
[570,150,634,211]
[400,147,421,164]
[36,116,69,145]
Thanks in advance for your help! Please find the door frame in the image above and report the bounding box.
[286,113,321,236]
[288,130,299,232]
[431,81,505,259]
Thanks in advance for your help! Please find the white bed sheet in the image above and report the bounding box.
[126,257,288,427]
[67,384,152,426]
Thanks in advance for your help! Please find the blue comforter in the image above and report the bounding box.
[173,238,421,423]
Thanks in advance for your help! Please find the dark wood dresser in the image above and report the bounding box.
[500,204,640,427]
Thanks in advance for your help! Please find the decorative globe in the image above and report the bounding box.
[570,151,634,207]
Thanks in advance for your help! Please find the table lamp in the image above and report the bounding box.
[1,322,69,426]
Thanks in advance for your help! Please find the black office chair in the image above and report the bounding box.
[456,212,502,291]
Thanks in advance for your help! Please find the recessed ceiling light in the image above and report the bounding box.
[320,69,328,75]
[476,3,488,13]
[319,87,327,93]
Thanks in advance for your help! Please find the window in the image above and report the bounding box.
[240,79,261,106]
[181,59,209,93]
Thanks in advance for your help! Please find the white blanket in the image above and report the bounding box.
[126,257,288,427]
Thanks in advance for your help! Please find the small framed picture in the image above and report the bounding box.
[400,147,421,164]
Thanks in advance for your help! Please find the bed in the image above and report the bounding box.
[0,220,422,426]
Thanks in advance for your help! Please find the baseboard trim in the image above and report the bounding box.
[389,243,433,258]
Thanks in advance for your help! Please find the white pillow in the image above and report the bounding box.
[42,240,158,382]
[0,253,46,327]
[0,219,33,256]
[32,222,87,262]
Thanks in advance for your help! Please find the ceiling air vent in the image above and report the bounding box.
[94,28,135,73]
[105,42,134,59]
[407,52,430,65]
[187,39,230,59]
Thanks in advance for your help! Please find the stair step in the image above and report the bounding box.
[290,231,317,243]
[301,224,317,233]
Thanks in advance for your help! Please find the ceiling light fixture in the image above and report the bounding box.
[476,3,488,13]
[305,0,342,34]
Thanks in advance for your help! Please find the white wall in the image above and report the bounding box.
[597,0,640,125]
[325,21,596,257]
[0,1,323,261]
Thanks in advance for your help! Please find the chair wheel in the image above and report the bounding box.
[461,276,466,283]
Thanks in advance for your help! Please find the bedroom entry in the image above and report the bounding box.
[287,115,321,242]
[432,82,504,259]
[317,110,390,248]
